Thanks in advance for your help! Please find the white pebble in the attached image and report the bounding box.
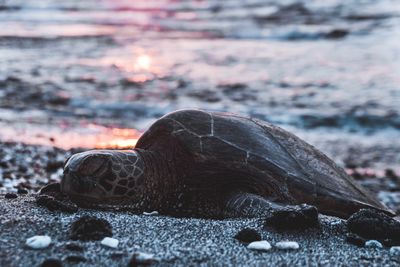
[143,211,159,216]
[275,241,300,250]
[134,252,157,262]
[330,220,343,226]
[247,240,272,251]
[365,240,383,249]
[25,235,51,249]
[100,237,119,248]
[390,246,400,257]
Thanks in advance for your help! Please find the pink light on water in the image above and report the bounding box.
[0,121,141,150]
[134,54,151,71]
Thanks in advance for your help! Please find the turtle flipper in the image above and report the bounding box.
[223,192,283,218]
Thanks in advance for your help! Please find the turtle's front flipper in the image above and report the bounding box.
[223,192,283,218]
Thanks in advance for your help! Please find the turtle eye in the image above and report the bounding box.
[78,156,107,177]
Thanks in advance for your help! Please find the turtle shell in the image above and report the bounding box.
[136,109,392,218]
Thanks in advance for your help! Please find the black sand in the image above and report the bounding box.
[1,195,399,267]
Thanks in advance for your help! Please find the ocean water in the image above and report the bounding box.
[0,0,399,170]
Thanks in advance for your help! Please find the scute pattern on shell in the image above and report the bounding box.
[136,109,391,218]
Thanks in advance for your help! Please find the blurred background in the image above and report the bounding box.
[0,0,399,176]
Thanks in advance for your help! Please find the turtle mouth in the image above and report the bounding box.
[66,192,130,208]
[67,192,102,205]
[61,157,110,194]
[61,170,129,207]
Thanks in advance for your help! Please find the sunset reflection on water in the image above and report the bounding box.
[0,122,141,150]
[135,54,152,70]
[77,48,163,84]
[95,127,140,149]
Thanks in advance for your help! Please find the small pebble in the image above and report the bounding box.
[275,241,300,250]
[389,246,400,258]
[26,235,51,249]
[65,243,84,252]
[143,211,159,216]
[101,237,119,248]
[70,216,112,241]
[234,228,261,243]
[347,209,400,246]
[330,220,343,226]
[40,259,62,267]
[129,252,157,266]
[5,193,18,199]
[264,204,319,230]
[385,169,398,180]
[365,240,383,249]
[247,241,272,251]
[17,188,28,194]
[64,255,86,264]
[110,251,125,259]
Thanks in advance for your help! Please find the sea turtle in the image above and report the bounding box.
[60,109,393,219]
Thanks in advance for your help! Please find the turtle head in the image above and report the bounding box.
[61,149,145,205]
